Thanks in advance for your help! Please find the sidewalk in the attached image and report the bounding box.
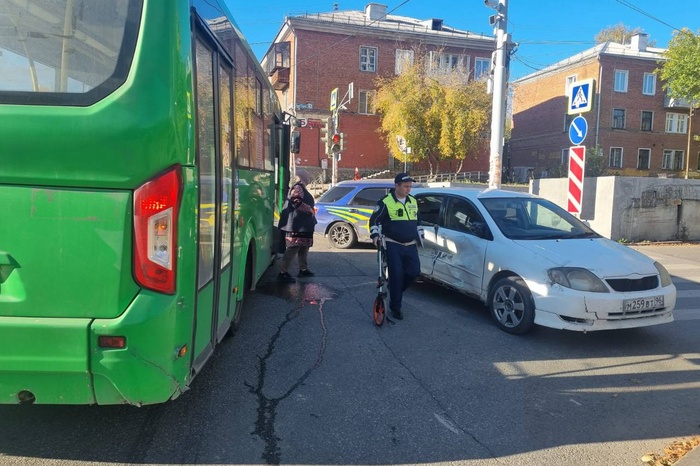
[674,444,700,465]
[635,242,700,465]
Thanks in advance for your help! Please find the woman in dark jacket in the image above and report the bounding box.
[277,169,316,283]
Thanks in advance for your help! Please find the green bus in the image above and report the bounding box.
[0,0,292,405]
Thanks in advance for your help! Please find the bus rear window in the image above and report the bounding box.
[0,0,142,105]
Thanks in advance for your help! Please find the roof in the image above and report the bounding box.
[333,179,395,187]
[412,186,537,199]
[513,40,666,84]
[293,9,490,41]
[269,5,494,54]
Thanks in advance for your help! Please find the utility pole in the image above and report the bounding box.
[686,104,694,180]
[487,0,509,189]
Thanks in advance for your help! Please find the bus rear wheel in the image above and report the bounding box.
[230,249,253,337]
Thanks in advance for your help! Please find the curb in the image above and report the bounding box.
[626,241,700,247]
[674,444,700,465]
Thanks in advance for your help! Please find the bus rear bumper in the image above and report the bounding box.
[0,317,95,404]
[0,292,190,405]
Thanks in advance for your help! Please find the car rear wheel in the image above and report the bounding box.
[327,222,357,249]
[489,277,536,335]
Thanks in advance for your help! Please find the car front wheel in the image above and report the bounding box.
[489,277,536,335]
[327,222,357,249]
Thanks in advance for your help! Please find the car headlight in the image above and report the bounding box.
[548,267,609,292]
[654,261,673,287]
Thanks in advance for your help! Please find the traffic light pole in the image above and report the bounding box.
[331,113,339,186]
[329,84,353,187]
[488,0,508,189]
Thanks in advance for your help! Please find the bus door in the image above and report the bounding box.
[192,28,235,371]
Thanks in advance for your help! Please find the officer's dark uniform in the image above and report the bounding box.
[369,189,421,318]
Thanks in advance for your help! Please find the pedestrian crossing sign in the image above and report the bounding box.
[567,78,594,115]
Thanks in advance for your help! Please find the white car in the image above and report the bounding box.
[412,187,676,334]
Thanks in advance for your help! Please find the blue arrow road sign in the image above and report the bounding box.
[569,115,588,145]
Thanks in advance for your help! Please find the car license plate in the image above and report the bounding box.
[623,295,664,312]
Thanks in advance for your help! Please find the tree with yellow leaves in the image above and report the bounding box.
[374,54,491,175]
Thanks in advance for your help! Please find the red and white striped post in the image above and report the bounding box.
[567,146,586,215]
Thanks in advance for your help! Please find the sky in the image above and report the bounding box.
[223,0,700,80]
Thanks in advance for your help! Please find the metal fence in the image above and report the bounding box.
[413,171,488,184]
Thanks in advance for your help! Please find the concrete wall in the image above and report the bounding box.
[531,176,700,242]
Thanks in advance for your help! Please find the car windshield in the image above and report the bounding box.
[480,197,600,240]
[318,186,354,203]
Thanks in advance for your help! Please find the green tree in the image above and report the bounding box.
[659,28,700,102]
[659,28,700,179]
[595,23,655,46]
[584,146,608,177]
[374,56,491,175]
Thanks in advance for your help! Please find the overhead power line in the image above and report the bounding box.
[614,0,680,32]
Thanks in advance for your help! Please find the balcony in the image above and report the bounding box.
[269,67,290,91]
[664,95,691,108]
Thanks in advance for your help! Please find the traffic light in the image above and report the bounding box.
[290,130,300,154]
[331,133,341,154]
[320,120,330,154]
[340,132,346,151]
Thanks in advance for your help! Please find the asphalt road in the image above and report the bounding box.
[0,238,698,466]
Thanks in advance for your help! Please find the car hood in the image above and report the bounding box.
[513,238,657,277]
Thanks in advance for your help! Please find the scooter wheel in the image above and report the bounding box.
[373,296,385,326]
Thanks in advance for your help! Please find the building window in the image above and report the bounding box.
[429,51,465,73]
[255,78,262,115]
[395,49,414,75]
[474,57,490,80]
[609,147,623,168]
[614,69,628,92]
[358,90,376,115]
[360,46,377,72]
[666,113,688,133]
[643,73,656,95]
[697,151,700,171]
[641,111,653,131]
[662,149,684,170]
[612,108,626,129]
[637,149,651,169]
[565,75,577,93]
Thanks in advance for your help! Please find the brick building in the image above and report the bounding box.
[510,33,699,181]
[261,3,494,178]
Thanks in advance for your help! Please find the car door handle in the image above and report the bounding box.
[348,209,359,213]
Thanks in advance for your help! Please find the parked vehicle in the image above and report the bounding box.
[412,187,676,334]
[314,179,395,248]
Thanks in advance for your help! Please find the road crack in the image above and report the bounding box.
[247,293,332,465]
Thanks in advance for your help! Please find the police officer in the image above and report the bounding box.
[369,173,421,320]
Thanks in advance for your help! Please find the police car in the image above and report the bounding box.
[314,179,395,248]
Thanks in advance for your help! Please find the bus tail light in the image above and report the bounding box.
[133,165,182,294]
[98,336,127,349]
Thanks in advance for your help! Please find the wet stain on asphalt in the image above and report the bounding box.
[247,281,336,465]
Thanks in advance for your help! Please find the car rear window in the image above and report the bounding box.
[318,186,354,203]
[349,188,388,206]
